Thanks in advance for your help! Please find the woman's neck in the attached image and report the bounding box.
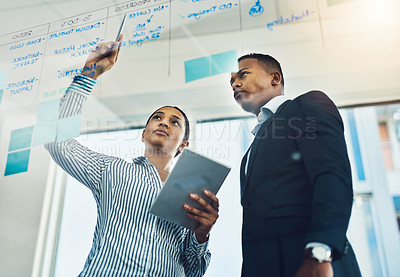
[145,149,173,181]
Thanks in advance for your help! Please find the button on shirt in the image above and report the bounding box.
[45,75,210,277]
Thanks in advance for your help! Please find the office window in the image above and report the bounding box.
[379,122,395,170]
[393,196,400,232]
[348,195,384,277]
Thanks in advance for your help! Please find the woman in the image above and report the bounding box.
[46,37,219,276]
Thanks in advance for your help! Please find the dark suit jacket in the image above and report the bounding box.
[240,91,361,277]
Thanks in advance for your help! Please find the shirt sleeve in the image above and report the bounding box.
[305,242,331,251]
[180,230,211,277]
[45,75,116,195]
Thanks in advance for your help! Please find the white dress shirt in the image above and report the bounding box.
[246,95,289,173]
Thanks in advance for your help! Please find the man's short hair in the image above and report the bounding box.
[238,53,285,87]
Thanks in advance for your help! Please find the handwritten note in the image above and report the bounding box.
[266,10,314,31]
[0,0,318,176]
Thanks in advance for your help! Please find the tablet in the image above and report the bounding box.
[149,148,231,230]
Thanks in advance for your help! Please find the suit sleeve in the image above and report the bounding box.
[295,91,353,258]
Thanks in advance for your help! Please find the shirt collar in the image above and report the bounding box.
[256,94,289,123]
[132,155,151,167]
[250,95,289,136]
[133,155,173,172]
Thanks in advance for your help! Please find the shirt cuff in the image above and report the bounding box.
[305,242,331,251]
[190,231,209,256]
[69,75,97,96]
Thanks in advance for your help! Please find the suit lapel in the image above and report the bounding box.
[240,148,250,201]
[241,100,291,202]
[244,118,273,182]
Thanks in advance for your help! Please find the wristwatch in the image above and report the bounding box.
[304,245,332,263]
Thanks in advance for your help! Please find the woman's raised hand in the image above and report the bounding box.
[80,34,123,79]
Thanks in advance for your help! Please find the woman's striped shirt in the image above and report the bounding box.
[45,75,211,276]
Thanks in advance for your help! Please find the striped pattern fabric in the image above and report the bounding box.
[45,75,211,276]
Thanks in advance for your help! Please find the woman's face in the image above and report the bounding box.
[142,107,188,156]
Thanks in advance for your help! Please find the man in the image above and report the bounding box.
[230,53,361,277]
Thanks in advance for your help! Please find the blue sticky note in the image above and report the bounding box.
[211,50,238,76]
[9,126,34,151]
[184,56,211,83]
[32,120,57,146]
[37,98,60,123]
[5,149,30,176]
[56,115,82,142]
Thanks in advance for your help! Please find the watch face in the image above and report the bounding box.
[312,247,328,260]
[311,246,332,262]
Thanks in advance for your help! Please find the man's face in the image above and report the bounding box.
[142,107,187,156]
[231,58,280,115]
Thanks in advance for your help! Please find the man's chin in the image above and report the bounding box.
[238,101,256,115]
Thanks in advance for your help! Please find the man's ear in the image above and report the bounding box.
[178,140,189,153]
[271,72,282,86]
[141,129,145,142]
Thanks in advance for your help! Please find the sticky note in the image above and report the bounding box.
[56,115,82,142]
[211,50,238,75]
[8,126,33,151]
[184,56,211,83]
[37,98,60,123]
[32,120,57,146]
[5,149,30,176]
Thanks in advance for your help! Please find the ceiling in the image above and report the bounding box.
[0,0,400,132]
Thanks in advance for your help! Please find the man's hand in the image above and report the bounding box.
[80,34,123,79]
[295,258,333,277]
[183,190,219,243]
